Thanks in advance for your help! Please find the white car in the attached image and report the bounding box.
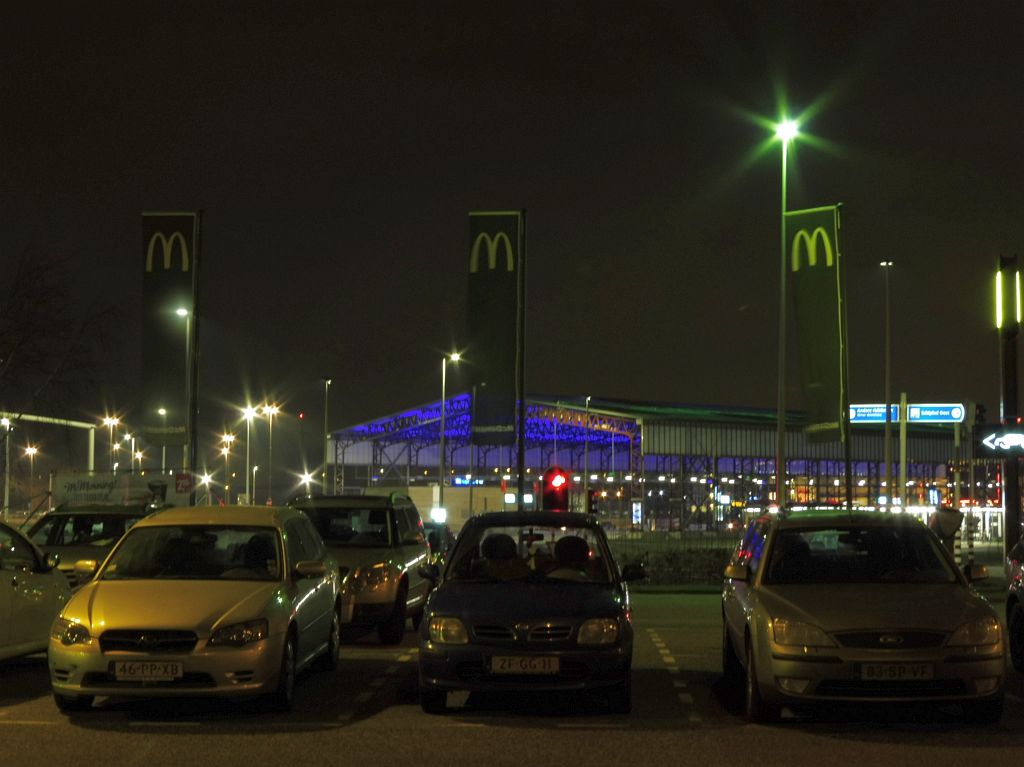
[0,521,71,662]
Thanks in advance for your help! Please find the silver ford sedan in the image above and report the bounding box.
[722,511,1004,723]
[48,506,340,712]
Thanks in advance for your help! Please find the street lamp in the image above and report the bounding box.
[252,465,259,503]
[157,407,168,472]
[242,406,258,505]
[322,378,332,495]
[221,434,235,504]
[199,473,212,505]
[24,445,38,509]
[123,433,136,472]
[583,395,592,512]
[300,471,314,497]
[102,416,120,471]
[2,417,11,519]
[439,352,461,511]
[773,117,799,509]
[881,261,895,510]
[262,405,280,504]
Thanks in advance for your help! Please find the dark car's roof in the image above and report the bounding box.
[290,493,414,510]
[463,511,602,531]
[774,511,928,530]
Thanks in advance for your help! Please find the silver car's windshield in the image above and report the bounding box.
[301,507,393,547]
[101,525,282,581]
[763,526,957,585]
[446,524,613,584]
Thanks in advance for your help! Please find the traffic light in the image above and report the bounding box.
[541,465,569,511]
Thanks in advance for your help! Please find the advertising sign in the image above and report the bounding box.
[467,211,523,445]
[140,212,199,448]
[849,403,965,424]
[786,205,847,443]
[52,470,193,507]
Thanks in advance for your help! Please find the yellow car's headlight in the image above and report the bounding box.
[948,617,1001,647]
[351,563,388,592]
[578,618,619,646]
[209,619,269,647]
[771,618,834,647]
[52,617,91,646]
[428,617,468,644]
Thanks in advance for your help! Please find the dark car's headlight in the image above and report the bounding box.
[209,619,269,647]
[578,618,619,646]
[948,617,1001,647]
[428,617,468,644]
[52,617,91,646]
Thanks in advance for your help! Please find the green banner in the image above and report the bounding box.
[785,205,847,443]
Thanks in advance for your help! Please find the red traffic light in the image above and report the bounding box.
[542,465,569,511]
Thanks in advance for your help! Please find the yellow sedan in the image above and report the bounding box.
[49,506,340,712]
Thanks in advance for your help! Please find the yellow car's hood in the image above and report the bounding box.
[65,579,282,636]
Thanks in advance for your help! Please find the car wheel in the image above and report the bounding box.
[722,620,743,686]
[744,639,779,723]
[1009,602,1024,672]
[607,671,632,714]
[377,584,407,645]
[53,692,94,713]
[265,633,297,712]
[420,689,447,714]
[963,694,1004,724]
[314,606,341,672]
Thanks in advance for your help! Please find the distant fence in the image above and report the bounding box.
[606,530,742,585]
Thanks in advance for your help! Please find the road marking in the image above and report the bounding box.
[397,654,412,662]
[645,628,656,633]
[385,664,400,675]
[556,723,627,729]
[661,657,677,665]
[673,680,687,688]
[369,677,386,688]
[678,692,694,704]
[0,721,57,726]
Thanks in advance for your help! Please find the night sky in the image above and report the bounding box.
[3,1,1022,476]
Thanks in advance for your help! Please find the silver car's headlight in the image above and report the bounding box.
[428,617,468,644]
[771,618,835,647]
[351,563,388,592]
[578,618,620,646]
[209,619,269,647]
[52,617,91,646]
[948,617,1001,647]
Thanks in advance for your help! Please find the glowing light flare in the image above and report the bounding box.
[549,473,567,489]
[775,119,799,142]
[996,270,1003,329]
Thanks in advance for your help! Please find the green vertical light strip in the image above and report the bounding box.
[996,270,1003,329]
[1016,270,1021,324]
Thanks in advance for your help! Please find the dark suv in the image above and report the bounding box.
[290,493,431,643]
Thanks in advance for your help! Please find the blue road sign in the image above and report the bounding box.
[849,403,965,424]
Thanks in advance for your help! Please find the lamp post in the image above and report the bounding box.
[262,405,279,504]
[200,473,212,505]
[881,261,895,509]
[322,379,332,495]
[439,352,461,511]
[102,416,119,471]
[123,434,136,472]
[252,465,259,503]
[583,395,592,513]
[2,417,11,519]
[176,307,192,472]
[221,434,235,504]
[157,408,168,473]
[242,406,258,504]
[774,118,798,509]
[301,471,314,497]
[24,445,38,508]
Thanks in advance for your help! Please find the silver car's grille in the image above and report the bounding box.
[817,679,967,697]
[528,624,573,642]
[99,630,198,654]
[473,625,516,641]
[833,631,947,649]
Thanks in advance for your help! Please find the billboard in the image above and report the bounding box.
[139,212,199,449]
[466,211,523,446]
[786,205,847,443]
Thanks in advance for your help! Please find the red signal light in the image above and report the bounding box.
[550,473,566,489]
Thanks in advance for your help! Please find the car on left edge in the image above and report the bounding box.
[48,505,341,713]
[0,521,71,662]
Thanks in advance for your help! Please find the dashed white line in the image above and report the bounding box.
[397,654,412,662]
[678,692,694,704]
[384,664,401,675]
[673,680,687,688]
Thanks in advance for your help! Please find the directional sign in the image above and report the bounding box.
[849,404,898,423]
[849,403,965,424]
[980,431,1024,454]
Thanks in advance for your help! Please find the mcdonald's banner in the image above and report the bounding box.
[785,205,847,443]
[466,211,523,445]
[139,212,199,448]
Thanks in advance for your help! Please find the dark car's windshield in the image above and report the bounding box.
[300,507,393,547]
[446,524,613,583]
[101,525,282,581]
[763,525,957,585]
[29,513,145,548]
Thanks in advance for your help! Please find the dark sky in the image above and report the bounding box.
[3,1,1023,473]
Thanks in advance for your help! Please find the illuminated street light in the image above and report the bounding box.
[262,405,280,503]
[242,405,259,505]
[300,471,314,496]
[24,445,38,509]
[439,352,461,510]
[102,415,120,472]
[220,444,232,504]
[880,261,895,510]
[157,407,168,472]
[773,115,800,509]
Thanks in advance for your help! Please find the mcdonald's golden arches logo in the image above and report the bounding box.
[145,231,190,272]
[790,227,834,272]
[469,232,515,273]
